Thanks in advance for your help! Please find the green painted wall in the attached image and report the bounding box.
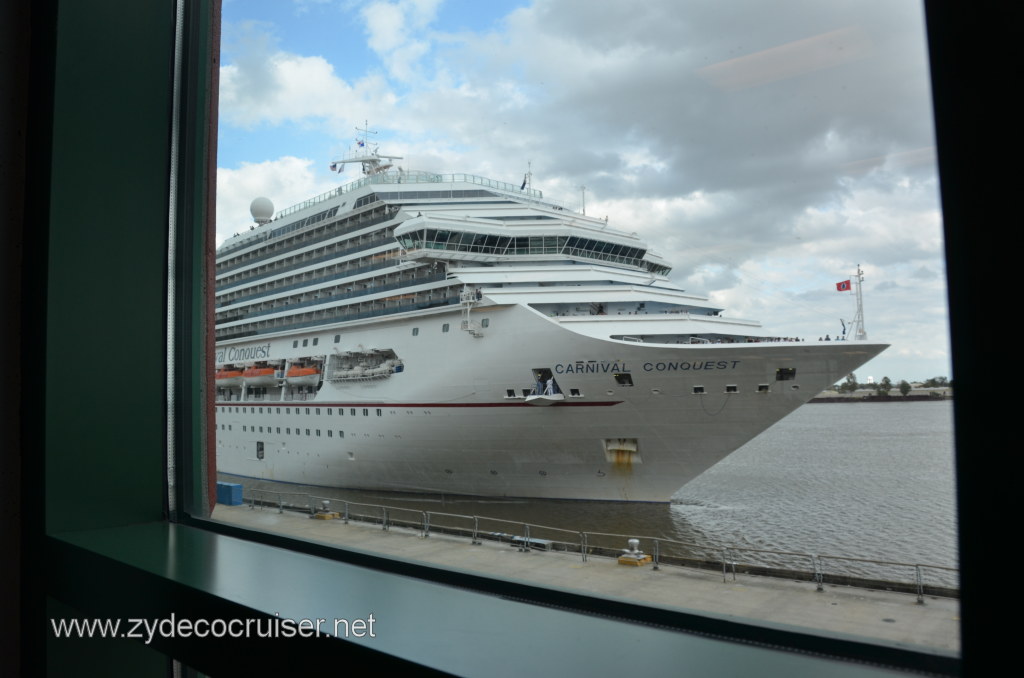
[45,0,179,531]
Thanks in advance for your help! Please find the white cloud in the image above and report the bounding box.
[216,0,948,379]
[220,48,355,128]
[216,157,337,245]
[360,0,442,81]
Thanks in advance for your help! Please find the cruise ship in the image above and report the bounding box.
[214,143,886,502]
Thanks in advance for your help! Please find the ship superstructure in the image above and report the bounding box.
[214,142,886,501]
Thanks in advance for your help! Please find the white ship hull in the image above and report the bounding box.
[216,304,885,502]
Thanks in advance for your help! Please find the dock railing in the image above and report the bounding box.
[244,489,958,601]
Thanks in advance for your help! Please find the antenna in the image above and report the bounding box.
[520,160,532,192]
[329,121,402,176]
[580,185,587,215]
[355,120,377,151]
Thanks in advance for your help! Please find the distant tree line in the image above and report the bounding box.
[834,373,952,396]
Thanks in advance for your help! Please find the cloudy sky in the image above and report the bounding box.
[216,0,948,383]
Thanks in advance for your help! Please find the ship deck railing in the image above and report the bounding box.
[217,237,395,293]
[216,294,462,341]
[219,169,585,257]
[268,170,558,223]
[217,258,415,308]
[217,273,448,323]
[243,489,959,601]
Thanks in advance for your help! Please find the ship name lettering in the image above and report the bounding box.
[554,361,631,374]
[218,343,272,363]
[641,360,741,372]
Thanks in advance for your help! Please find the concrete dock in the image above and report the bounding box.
[211,503,960,654]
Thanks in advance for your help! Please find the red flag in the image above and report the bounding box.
[836,280,851,292]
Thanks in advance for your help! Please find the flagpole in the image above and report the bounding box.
[852,264,867,341]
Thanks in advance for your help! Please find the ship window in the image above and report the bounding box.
[306,408,310,414]
[350,408,356,416]
[442,323,450,332]
[339,431,345,439]
[725,385,738,393]
[481,318,490,328]
[276,407,281,414]
[506,389,515,397]
[613,373,633,386]
[286,408,291,414]
[327,408,332,415]
[316,408,320,415]
[334,334,340,343]
[570,388,581,396]
[316,430,321,436]
[302,339,308,347]
[693,386,706,394]
[376,409,382,416]
[758,384,770,393]
[286,428,290,434]
[328,430,333,437]
[412,327,419,336]
[256,442,264,460]
[292,340,298,348]
[313,337,319,346]
[363,408,369,416]
[306,429,310,435]
[776,367,797,381]
[242,426,247,432]
[276,427,280,434]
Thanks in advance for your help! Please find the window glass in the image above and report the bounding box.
[211,0,954,659]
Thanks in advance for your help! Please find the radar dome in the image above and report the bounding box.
[250,197,274,224]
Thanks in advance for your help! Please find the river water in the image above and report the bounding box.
[220,400,958,586]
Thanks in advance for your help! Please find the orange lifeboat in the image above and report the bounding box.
[243,363,279,387]
[285,362,321,387]
[215,366,244,388]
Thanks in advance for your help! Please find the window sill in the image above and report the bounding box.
[47,521,955,676]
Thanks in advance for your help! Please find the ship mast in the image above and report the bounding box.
[849,264,868,341]
[329,121,402,176]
